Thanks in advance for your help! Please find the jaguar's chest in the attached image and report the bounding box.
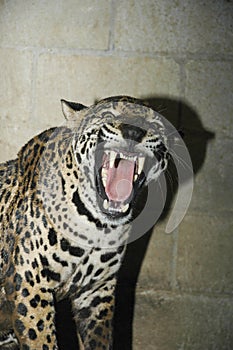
[53,242,125,300]
[17,221,124,295]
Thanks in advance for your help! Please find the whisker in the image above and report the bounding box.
[166,169,177,190]
[169,149,193,172]
[157,177,166,205]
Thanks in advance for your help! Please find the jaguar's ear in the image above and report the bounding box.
[61,99,87,120]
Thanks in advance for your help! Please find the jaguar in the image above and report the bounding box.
[0,96,169,349]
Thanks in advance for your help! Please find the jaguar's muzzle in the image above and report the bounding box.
[95,148,148,218]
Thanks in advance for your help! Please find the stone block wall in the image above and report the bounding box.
[0,1,232,349]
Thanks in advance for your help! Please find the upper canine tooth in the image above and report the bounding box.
[109,151,116,168]
[138,157,145,174]
[102,170,107,187]
[102,178,107,187]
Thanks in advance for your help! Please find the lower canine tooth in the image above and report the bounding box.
[103,199,109,210]
[121,203,129,213]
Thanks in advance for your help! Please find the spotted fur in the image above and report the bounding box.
[0,96,169,349]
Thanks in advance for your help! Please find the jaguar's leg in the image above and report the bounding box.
[71,279,116,350]
[5,279,58,350]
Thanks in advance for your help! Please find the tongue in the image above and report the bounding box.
[105,159,135,202]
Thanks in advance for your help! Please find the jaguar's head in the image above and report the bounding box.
[62,96,169,224]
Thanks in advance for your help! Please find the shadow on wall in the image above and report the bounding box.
[55,96,214,350]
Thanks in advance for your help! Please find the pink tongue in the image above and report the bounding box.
[105,159,134,202]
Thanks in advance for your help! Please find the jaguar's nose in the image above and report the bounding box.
[120,123,146,142]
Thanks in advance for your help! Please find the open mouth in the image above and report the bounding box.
[95,149,147,218]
